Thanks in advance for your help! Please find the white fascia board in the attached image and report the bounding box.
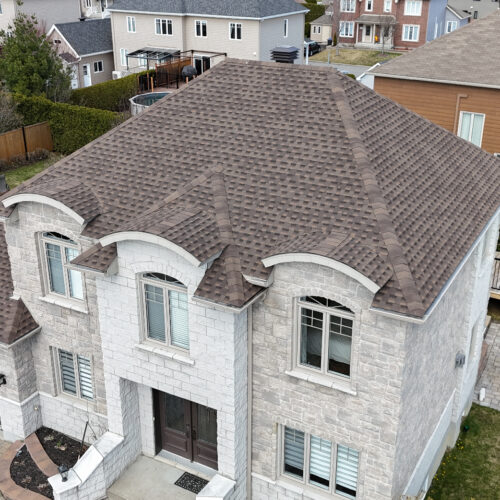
[191,289,267,313]
[243,272,274,288]
[48,26,81,58]
[80,50,114,57]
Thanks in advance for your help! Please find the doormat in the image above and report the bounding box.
[174,472,209,494]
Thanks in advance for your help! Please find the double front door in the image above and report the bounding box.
[154,391,218,470]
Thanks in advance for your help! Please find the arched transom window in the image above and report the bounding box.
[298,296,354,378]
[141,273,189,350]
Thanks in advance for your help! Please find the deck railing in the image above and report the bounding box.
[492,256,500,291]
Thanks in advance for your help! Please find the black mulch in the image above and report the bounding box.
[10,445,53,499]
[174,472,209,494]
[35,427,88,468]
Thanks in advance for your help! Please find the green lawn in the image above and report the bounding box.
[3,153,64,189]
[310,48,401,66]
[426,404,500,500]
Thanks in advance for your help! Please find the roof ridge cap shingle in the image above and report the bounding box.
[329,72,426,316]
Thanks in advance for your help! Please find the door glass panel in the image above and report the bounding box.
[165,394,185,433]
[197,405,217,445]
[300,308,323,369]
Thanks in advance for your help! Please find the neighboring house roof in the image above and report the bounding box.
[53,18,112,57]
[1,60,499,319]
[370,10,500,88]
[108,0,308,18]
[311,14,333,25]
[0,225,39,345]
[446,4,472,20]
[60,52,79,64]
[355,14,396,24]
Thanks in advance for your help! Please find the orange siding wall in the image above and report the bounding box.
[374,77,500,154]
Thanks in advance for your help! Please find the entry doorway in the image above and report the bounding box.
[82,64,92,87]
[362,24,373,43]
[154,390,218,470]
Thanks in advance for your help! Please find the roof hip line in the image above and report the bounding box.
[328,73,426,316]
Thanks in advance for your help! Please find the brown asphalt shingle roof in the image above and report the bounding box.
[370,10,500,88]
[1,60,499,318]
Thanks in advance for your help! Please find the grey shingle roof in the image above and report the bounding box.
[109,0,307,18]
[311,13,332,25]
[1,60,499,318]
[370,10,500,88]
[54,18,112,56]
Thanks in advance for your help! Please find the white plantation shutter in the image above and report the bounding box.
[169,290,189,349]
[59,350,77,396]
[77,355,94,400]
[145,284,166,342]
[284,427,305,478]
[309,435,332,489]
[335,445,359,498]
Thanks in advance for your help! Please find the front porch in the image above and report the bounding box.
[353,14,396,50]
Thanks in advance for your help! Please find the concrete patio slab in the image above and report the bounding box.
[107,455,196,500]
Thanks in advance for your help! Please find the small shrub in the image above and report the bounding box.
[346,73,356,79]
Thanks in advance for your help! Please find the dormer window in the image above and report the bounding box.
[297,296,354,377]
[141,273,189,350]
[41,232,83,300]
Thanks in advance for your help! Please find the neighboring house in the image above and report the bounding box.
[310,13,333,43]
[48,19,114,88]
[108,0,307,74]
[1,60,499,500]
[80,0,114,19]
[0,0,81,33]
[337,0,454,50]
[369,10,500,154]
[444,3,471,32]
[448,0,499,20]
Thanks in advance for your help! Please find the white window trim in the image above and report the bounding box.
[229,22,242,40]
[340,0,355,13]
[126,15,136,33]
[139,273,190,353]
[339,21,354,38]
[284,18,289,37]
[446,20,457,32]
[120,48,128,67]
[384,0,392,12]
[404,0,423,16]
[85,0,92,8]
[457,111,485,147]
[155,17,173,36]
[365,0,373,12]
[39,232,85,304]
[402,24,420,41]
[195,19,207,37]
[93,60,103,73]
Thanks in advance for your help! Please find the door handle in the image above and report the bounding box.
[192,429,197,441]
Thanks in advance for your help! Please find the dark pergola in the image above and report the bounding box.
[126,48,181,69]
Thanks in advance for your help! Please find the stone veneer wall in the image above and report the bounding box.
[251,262,408,500]
[94,240,248,498]
[2,202,108,442]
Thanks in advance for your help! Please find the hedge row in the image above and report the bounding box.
[13,94,122,155]
[70,70,155,112]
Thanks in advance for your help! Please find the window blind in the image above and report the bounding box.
[59,350,77,396]
[65,247,83,300]
[77,355,94,400]
[46,243,65,295]
[284,427,304,478]
[145,284,166,342]
[335,445,359,498]
[169,290,189,349]
[309,435,332,489]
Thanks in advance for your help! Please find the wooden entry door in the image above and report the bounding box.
[155,390,218,470]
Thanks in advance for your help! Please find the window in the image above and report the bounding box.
[313,26,317,34]
[284,18,288,37]
[93,60,103,72]
[298,296,354,377]
[127,15,136,33]
[85,0,92,8]
[402,24,419,41]
[473,10,478,19]
[366,0,373,11]
[120,48,128,67]
[229,22,242,40]
[446,20,457,32]
[339,21,354,37]
[282,426,359,497]
[57,349,94,400]
[195,20,207,37]
[0,1,3,14]
[404,0,422,15]
[317,26,321,34]
[458,111,485,147]
[341,0,356,12]
[155,18,173,35]
[41,232,83,300]
[141,273,189,350]
[384,0,392,12]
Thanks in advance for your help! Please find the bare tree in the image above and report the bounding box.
[379,17,397,54]
[331,0,341,56]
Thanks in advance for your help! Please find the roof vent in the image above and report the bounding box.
[0,174,9,194]
[270,46,299,64]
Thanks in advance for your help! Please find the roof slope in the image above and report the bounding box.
[311,14,332,25]
[370,10,500,88]
[109,0,307,18]
[54,19,112,56]
[1,60,499,317]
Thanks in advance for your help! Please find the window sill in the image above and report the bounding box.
[276,477,352,500]
[285,369,357,396]
[135,343,195,366]
[38,296,88,314]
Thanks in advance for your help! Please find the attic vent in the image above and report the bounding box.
[270,46,299,64]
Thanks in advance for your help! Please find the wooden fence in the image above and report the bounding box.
[0,122,53,162]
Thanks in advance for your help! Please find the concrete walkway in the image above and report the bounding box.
[307,61,371,78]
[475,321,500,411]
[107,455,196,500]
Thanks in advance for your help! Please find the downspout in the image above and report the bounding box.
[453,93,468,134]
[246,304,253,499]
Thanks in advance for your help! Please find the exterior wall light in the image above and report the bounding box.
[58,464,69,482]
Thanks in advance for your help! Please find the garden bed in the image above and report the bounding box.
[10,445,53,499]
[36,427,88,468]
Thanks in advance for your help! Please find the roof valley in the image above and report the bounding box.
[328,73,426,316]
